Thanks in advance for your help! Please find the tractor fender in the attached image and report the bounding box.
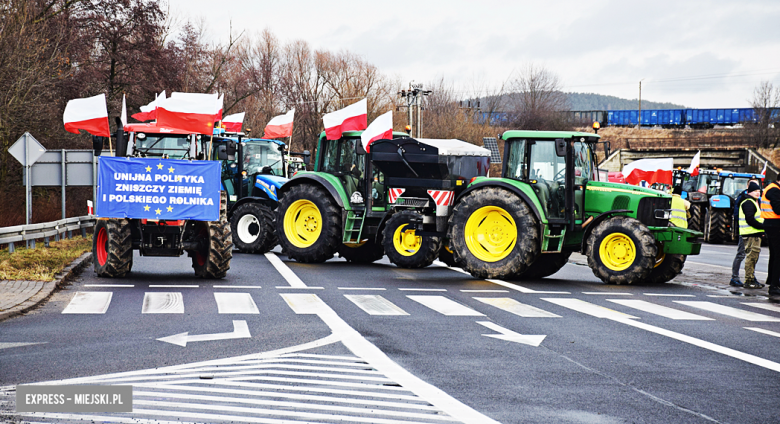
[579,209,633,252]
[228,196,278,218]
[455,181,543,224]
[709,194,731,209]
[277,174,345,208]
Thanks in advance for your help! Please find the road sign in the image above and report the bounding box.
[9,132,46,166]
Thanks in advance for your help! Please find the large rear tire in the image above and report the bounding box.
[192,210,233,279]
[448,187,539,279]
[646,252,686,284]
[230,202,277,253]
[276,184,341,263]
[382,211,441,268]
[688,202,704,232]
[338,240,384,263]
[708,209,729,244]
[512,251,571,280]
[586,216,656,285]
[93,218,133,278]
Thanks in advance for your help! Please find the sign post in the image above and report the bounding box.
[9,133,46,227]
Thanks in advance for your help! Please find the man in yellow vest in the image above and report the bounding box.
[670,187,689,229]
[739,182,765,288]
[761,174,780,296]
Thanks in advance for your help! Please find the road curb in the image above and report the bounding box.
[0,252,92,322]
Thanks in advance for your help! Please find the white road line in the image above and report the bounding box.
[399,288,447,292]
[745,327,780,338]
[643,293,696,297]
[674,301,780,322]
[214,293,260,314]
[62,292,112,314]
[83,284,134,288]
[142,292,184,314]
[486,279,571,294]
[345,295,409,316]
[686,261,768,275]
[406,296,485,316]
[582,292,633,295]
[275,286,323,289]
[460,290,509,293]
[544,298,780,373]
[149,285,199,288]
[742,302,780,314]
[541,298,637,319]
[474,297,561,318]
[606,299,714,320]
[213,285,262,289]
[338,287,386,290]
[265,252,307,287]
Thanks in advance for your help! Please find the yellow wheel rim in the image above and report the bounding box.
[393,224,421,256]
[284,199,322,248]
[654,244,666,268]
[464,206,517,262]
[599,233,637,271]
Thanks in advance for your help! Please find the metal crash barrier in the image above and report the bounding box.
[0,215,96,252]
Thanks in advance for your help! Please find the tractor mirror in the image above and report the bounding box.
[114,117,127,157]
[217,144,228,160]
[555,139,567,157]
[226,140,237,160]
[92,135,104,157]
[303,150,311,165]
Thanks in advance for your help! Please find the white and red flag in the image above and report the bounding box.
[687,150,701,176]
[360,110,393,152]
[63,94,111,137]
[120,94,128,127]
[761,161,767,176]
[622,158,674,186]
[263,109,295,138]
[156,94,218,135]
[131,91,165,122]
[323,99,367,140]
[223,112,246,133]
[171,92,222,122]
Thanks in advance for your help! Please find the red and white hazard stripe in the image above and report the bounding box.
[427,190,454,206]
[388,188,406,203]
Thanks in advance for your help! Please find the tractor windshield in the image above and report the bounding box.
[696,173,718,194]
[320,137,365,198]
[133,133,192,159]
[242,140,284,176]
[721,176,750,199]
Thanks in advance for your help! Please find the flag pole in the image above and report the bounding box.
[108,134,113,156]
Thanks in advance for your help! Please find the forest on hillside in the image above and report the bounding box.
[566,92,686,110]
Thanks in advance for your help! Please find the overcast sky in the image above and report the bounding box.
[168,0,780,109]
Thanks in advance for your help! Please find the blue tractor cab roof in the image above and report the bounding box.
[718,171,764,179]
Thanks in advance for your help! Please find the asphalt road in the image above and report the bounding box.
[2,244,780,424]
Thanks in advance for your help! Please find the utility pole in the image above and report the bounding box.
[397,82,433,138]
[638,79,644,130]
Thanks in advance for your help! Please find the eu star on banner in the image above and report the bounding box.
[97,157,221,221]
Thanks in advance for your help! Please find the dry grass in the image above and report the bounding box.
[0,235,92,281]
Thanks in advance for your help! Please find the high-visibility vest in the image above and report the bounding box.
[670,195,688,229]
[739,198,764,236]
[761,182,780,220]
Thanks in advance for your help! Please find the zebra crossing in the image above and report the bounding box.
[59,289,780,325]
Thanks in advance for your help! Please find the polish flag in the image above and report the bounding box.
[156,95,217,135]
[360,111,393,152]
[120,94,128,127]
[215,93,224,121]
[323,99,367,140]
[622,158,673,186]
[223,112,245,132]
[687,151,701,176]
[63,94,110,137]
[263,109,295,138]
[131,90,165,122]
[761,161,767,176]
[171,92,222,122]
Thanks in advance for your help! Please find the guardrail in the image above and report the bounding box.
[0,216,96,252]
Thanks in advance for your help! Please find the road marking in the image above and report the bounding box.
[62,292,112,314]
[265,252,307,287]
[214,293,260,314]
[157,320,251,347]
[142,292,184,314]
[0,342,46,350]
[742,302,780,314]
[275,286,324,289]
[674,301,780,322]
[583,292,633,295]
[474,297,561,318]
[686,261,768,276]
[84,284,134,288]
[433,261,570,294]
[213,285,262,289]
[477,321,546,347]
[542,298,637,319]
[460,290,509,293]
[149,285,199,288]
[745,327,780,338]
[606,299,714,320]
[406,296,485,316]
[345,295,409,316]
[338,287,386,290]
[398,288,447,292]
[544,298,780,373]
[643,293,696,297]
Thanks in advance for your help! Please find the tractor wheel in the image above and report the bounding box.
[448,187,539,279]
[513,251,571,280]
[688,203,704,232]
[338,240,384,263]
[276,184,341,263]
[93,218,133,278]
[437,244,458,267]
[586,216,657,285]
[230,202,277,253]
[382,211,441,268]
[708,209,729,244]
[645,251,686,284]
[192,213,233,279]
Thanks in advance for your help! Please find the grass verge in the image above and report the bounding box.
[0,235,92,281]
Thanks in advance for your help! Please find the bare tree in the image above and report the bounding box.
[507,63,569,130]
[749,81,780,148]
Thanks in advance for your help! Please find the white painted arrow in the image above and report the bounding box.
[157,320,251,347]
[477,321,546,347]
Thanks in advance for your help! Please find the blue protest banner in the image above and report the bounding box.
[96,157,221,221]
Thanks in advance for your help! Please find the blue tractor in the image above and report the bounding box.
[703,171,765,244]
[211,131,310,253]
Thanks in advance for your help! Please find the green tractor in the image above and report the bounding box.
[447,130,703,284]
[275,131,491,268]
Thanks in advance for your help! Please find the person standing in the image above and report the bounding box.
[761,174,780,296]
[670,186,690,229]
[739,182,765,288]
[730,178,760,286]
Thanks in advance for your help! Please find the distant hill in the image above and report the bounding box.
[567,92,686,111]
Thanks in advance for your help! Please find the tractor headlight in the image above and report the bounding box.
[654,209,672,220]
